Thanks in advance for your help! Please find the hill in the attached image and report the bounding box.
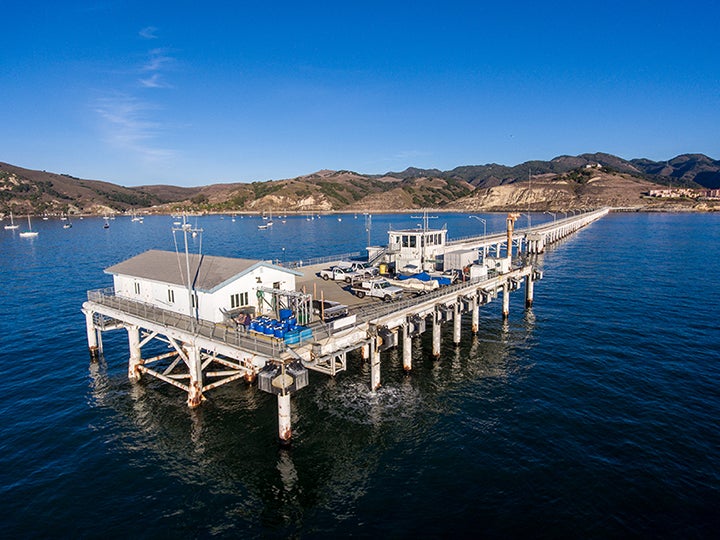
[0,162,161,215]
[1,152,719,215]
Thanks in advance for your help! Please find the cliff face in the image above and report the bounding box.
[446,170,667,211]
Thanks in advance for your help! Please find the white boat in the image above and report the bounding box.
[4,212,19,230]
[19,215,39,237]
[258,211,273,229]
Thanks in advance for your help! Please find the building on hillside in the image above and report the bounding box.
[105,249,302,323]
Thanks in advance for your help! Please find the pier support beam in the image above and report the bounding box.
[370,339,381,391]
[502,283,510,319]
[402,324,412,372]
[525,273,535,308]
[278,393,292,444]
[453,303,461,346]
[84,310,99,360]
[432,313,441,358]
[471,295,479,334]
[186,344,204,408]
[127,325,143,381]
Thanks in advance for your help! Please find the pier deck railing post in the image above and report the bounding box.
[525,273,535,308]
[278,393,292,444]
[84,310,99,360]
[502,283,510,319]
[471,294,479,334]
[127,325,143,381]
[432,312,441,358]
[186,343,204,407]
[402,323,412,371]
[453,302,461,346]
[370,338,381,391]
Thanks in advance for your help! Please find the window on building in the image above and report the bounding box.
[231,292,249,309]
[168,289,175,303]
[191,293,198,308]
[409,236,417,248]
[134,282,141,295]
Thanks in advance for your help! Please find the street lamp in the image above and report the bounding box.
[544,211,557,222]
[469,215,487,258]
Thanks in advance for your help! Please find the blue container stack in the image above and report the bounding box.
[248,310,309,342]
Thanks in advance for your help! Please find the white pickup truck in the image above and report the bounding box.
[337,261,379,278]
[351,278,404,301]
[318,266,359,283]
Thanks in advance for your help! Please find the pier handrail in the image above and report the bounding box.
[87,288,287,358]
[284,251,362,269]
[447,208,609,247]
[308,266,518,339]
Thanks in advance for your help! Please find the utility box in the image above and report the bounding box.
[485,257,511,274]
[443,248,478,271]
[469,264,488,280]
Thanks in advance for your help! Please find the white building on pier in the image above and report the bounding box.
[105,249,301,323]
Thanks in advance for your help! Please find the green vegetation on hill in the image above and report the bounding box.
[1,152,718,215]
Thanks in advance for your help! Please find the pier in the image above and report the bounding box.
[82,208,609,442]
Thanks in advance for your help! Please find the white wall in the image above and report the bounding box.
[113,265,297,323]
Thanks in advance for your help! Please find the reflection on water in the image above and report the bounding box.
[82,303,529,534]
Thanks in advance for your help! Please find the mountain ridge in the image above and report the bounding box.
[1,152,718,215]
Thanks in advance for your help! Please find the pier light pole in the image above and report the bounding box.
[365,214,372,247]
[469,216,487,258]
[544,211,557,223]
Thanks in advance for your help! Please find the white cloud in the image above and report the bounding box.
[142,48,174,72]
[139,73,169,88]
[94,95,174,162]
[139,26,158,39]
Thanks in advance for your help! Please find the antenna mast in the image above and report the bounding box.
[172,214,204,332]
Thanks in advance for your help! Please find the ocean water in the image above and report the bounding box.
[1,212,719,538]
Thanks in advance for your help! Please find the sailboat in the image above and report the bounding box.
[4,212,19,230]
[63,214,72,228]
[258,210,274,229]
[19,215,39,237]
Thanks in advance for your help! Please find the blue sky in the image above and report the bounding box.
[2,1,719,187]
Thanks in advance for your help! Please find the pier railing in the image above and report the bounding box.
[307,268,513,340]
[284,251,362,269]
[87,288,287,358]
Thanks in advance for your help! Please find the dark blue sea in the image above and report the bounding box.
[1,212,719,538]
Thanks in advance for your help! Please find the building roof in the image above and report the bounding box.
[105,249,300,292]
